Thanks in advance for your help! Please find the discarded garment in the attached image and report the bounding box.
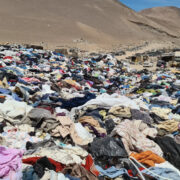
[0,146,24,178]
[130,151,165,167]
[112,120,163,156]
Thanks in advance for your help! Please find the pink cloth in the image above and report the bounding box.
[21,77,40,83]
[0,146,24,178]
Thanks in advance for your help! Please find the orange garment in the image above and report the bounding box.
[130,151,165,167]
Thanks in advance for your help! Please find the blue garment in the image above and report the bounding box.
[149,104,175,110]
[12,92,21,101]
[142,167,180,180]
[5,67,24,77]
[32,100,41,107]
[22,167,39,180]
[175,91,180,98]
[123,85,130,89]
[0,88,11,95]
[95,166,137,179]
[18,78,29,85]
[142,75,149,80]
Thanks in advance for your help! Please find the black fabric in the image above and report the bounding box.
[33,156,56,178]
[146,84,163,89]
[150,112,165,123]
[172,105,180,115]
[88,136,128,167]
[84,109,103,121]
[105,119,115,134]
[26,139,56,151]
[58,92,96,110]
[0,122,6,133]
[150,99,169,106]
[155,136,180,170]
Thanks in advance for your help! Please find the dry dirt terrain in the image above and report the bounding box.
[0,0,179,49]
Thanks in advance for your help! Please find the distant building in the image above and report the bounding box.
[131,54,148,64]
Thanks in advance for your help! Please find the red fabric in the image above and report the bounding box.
[82,155,100,176]
[3,56,12,60]
[22,157,65,172]
[23,155,99,177]
[128,167,144,177]
[9,80,18,82]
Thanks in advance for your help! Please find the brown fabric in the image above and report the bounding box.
[51,116,87,145]
[78,116,106,134]
[62,164,98,180]
[109,106,131,118]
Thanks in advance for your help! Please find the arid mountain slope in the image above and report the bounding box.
[140,6,180,35]
[0,0,179,47]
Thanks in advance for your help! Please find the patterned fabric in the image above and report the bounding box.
[112,120,163,156]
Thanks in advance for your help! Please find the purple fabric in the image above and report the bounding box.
[82,122,106,138]
[0,146,24,178]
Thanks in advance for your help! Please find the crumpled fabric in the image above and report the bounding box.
[95,166,133,179]
[62,164,98,180]
[51,116,88,145]
[80,93,140,109]
[156,120,179,133]
[41,170,71,180]
[0,129,41,149]
[109,105,131,118]
[0,146,24,178]
[59,92,96,110]
[169,113,180,121]
[0,99,33,125]
[81,154,100,177]
[17,124,35,133]
[23,145,88,165]
[155,161,180,176]
[24,108,59,133]
[151,107,171,120]
[22,166,40,180]
[155,136,180,170]
[78,116,107,136]
[142,167,180,180]
[131,109,153,125]
[130,151,165,167]
[88,136,128,167]
[70,93,140,120]
[75,123,94,144]
[112,120,163,156]
[3,169,23,180]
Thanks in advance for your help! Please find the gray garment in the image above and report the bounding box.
[131,109,153,125]
[23,108,59,132]
[25,139,56,155]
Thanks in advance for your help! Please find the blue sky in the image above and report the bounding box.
[120,0,180,11]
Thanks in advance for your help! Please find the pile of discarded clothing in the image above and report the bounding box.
[0,44,180,180]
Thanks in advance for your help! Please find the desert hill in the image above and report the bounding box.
[0,0,179,48]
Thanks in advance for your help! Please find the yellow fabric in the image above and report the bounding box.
[156,120,179,133]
